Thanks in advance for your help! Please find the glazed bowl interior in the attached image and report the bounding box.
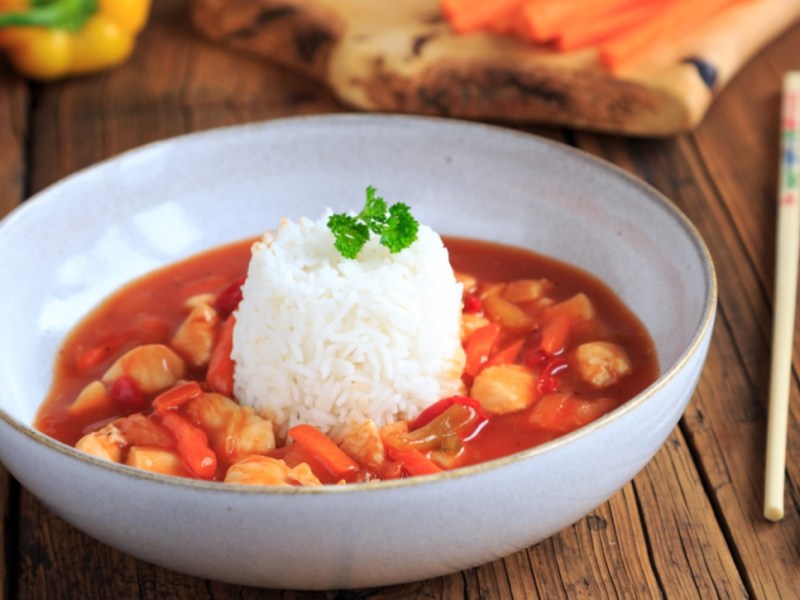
[0,115,716,589]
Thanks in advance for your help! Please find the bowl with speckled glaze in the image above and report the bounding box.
[0,115,716,589]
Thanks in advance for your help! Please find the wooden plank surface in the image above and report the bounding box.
[0,56,28,600]
[1,0,799,597]
[189,0,800,136]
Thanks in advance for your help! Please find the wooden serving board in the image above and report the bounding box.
[190,0,800,136]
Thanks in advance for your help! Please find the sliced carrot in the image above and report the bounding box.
[160,412,217,479]
[152,381,203,414]
[484,338,525,368]
[519,0,585,43]
[555,1,670,50]
[441,0,527,34]
[463,323,502,377]
[539,312,572,355]
[600,0,747,72]
[207,316,235,396]
[287,424,360,480]
[385,445,443,477]
[517,0,662,43]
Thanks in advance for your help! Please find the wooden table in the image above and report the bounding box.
[1,1,798,597]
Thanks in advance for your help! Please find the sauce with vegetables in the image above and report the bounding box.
[36,237,659,485]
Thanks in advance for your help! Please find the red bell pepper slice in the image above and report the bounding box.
[207,316,236,396]
[410,395,487,431]
[109,375,148,412]
[212,276,246,319]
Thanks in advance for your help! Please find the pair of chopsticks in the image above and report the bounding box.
[764,71,800,522]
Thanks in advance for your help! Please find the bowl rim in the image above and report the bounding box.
[0,113,718,495]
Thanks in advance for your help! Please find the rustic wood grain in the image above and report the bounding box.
[0,61,27,217]
[3,0,800,597]
[189,0,800,136]
[0,56,29,600]
[0,468,7,600]
[573,30,800,591]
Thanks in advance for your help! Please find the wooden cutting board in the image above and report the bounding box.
[190,0,800,136]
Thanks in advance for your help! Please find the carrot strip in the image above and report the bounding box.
[485,338,525,368]
[152,381,203,414]
[517,0,652,43]
[463,323,502,377]
[555,1,670,51]
[207,316,235,396]
[519,0,586,43]
[600,0,746,71]
[160,412,217,479]
[287,424,360,479]
[385,446,443,477]
[539,312,572,355]
[441,0,527,34]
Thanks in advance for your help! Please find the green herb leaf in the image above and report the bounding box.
[381,203,419,253]
[327,214,370,259]
[358,186,388,234]
[327,186,420,259]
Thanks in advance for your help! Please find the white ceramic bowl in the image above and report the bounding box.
[0,115,716,590]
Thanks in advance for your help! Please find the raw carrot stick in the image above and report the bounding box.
[441,0,527,34]
[600,0,746,72]
[519,0,587,43]
[556,1,671,51]
[287,424,360,479]
[519,0,652,43]
[207,316,235,396]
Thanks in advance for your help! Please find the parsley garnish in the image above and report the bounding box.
[327,186,419,259]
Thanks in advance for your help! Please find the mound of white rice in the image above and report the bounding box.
[231,211,466,440]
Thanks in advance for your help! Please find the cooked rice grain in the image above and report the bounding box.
[232,213,465,440]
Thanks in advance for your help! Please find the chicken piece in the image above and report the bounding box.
[75,423,126,463]
[380,421,408,439]
[478,282,506,299]
[68,380,113,418]
[482,294,536,333]
[502,279,553,304]
[573,341,631,388]
[340,420,385,470]
[184,392,275,463]
[224,456,321,487]
[102,344,186,395]
[114,413,174,448]
[471,364,538,415]
[171,302,220,368]
[125,446,186,477]
[547,293,595,321]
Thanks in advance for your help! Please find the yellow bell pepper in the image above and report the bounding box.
[0,0,151,80]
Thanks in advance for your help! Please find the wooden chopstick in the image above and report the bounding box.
[764,71,800,522]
